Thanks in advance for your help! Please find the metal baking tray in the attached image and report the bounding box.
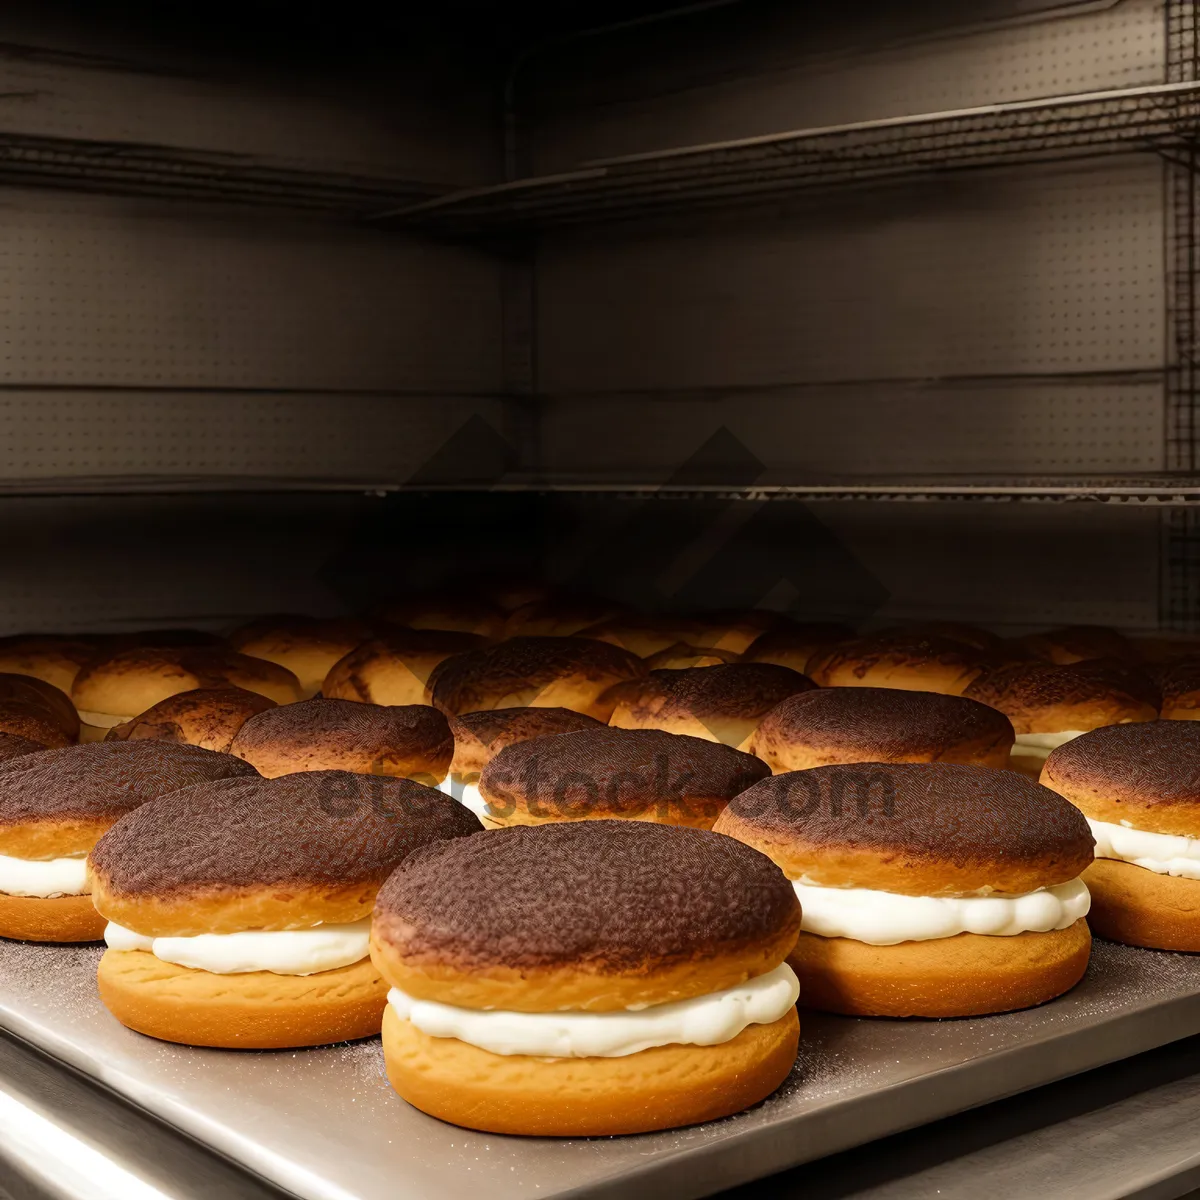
[3,938,1200,1200]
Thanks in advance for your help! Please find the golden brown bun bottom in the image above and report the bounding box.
[787,921,1091,1017]
[1084,860,1200,951]
[381,1004,798,1136]
[0,893,104,943]
[97,950,386,1048]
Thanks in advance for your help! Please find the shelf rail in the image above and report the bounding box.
[376,81,1200,234]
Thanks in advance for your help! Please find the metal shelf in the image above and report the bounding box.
[375,82,1200,235]
[0,131,442,215]
[5,472,1200,503]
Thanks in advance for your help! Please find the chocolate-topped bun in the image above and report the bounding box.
[228,614,371,698]
[0,635,96,694]
[71,647,302,742]
[90,771,480,1048]
[372,595,505,639]
[428,636,645,721]
[1016,625,1135,665]
[880,622,1004,654]
[0,674,80,748]
[322,629,485,707]
[478,726,768,830]
[105,687,276,754]
[501,594,623,639]
[608,663,815,751]
[0,741,255,943]
[805,633,992,696]
[751,688,1015,773]
[641,643,741,671]
[714,763,1093,1018]
[445,708,601,825]
[964,660,1158,776]
[0,732,47,763]
[742,623,853,674]
[1041,721,1200,951]
[228,697,452,784]
[1150,657,1200,720]
[371,821,802,1136]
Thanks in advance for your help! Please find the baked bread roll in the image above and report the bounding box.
[322,629,484,707]
[715,763,1093,1017]
[0,635,96,694]
[608,663,814,750]
[105,687,276,754]
[229,614,371,698]
[477,726,768,829]
[964,660,1158,775]
[1016,625,1135,665]
[1042,721,1200,950]
[0,742,254,942]
[229,696,452,784]
[751,688,1014,773]
[742,623,853,674]
[89,771,480,1048]
[372,595,505,639]
[372,821,802,1135]
[428,636,645,721]
[805,633,993,695]
[0,674,80,747]
[71,647,302,741]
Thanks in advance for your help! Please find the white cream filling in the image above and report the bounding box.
[0,853,89,898]
[1011,730,1089,764]
[75,711,131,729]
[386,962,799,1058]
[792,878,1090,946]
[104,918,371,976]
[1089,817,1200,880]
[438,776,491,820]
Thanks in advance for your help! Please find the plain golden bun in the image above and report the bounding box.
[105,687,277,754]
[447,707,603,778]
[751,688,1014,772]
[608,663,815,750]
[228,614,371,698]
[0,673,79,747]
[641,643,741,670]
[372,821,800,1135]
[428,636,645,720]
[963,660,1158,733]
[1039,720,1200,834]
[479,726,769,829]
[1082,859,1200,950]
[0,635,95,694]
[89,771,480,937]
[787,922,1091,1017]
[1017,625,1135,664]
[97,952,387,1048]
[372,595,505,639]
[714,762,1094,896]
[742,623,853,673]
[502,596,623,638]
[228,697,452,782]
[72,647,303,732]
[322,629,485,707]
[805,633,992,695]
[381,1004,799,1137]
[1151,657,1200,720]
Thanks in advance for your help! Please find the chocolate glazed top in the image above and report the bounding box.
[0,741,257,826]
[0,732,48,763]
[373,820,798,972]
[479,726,769,818]
[1044,721,1200,807]
[632,663,816,718]
[88,771,482,896]
[726,762,1093,866]
[757,687,1014,753]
